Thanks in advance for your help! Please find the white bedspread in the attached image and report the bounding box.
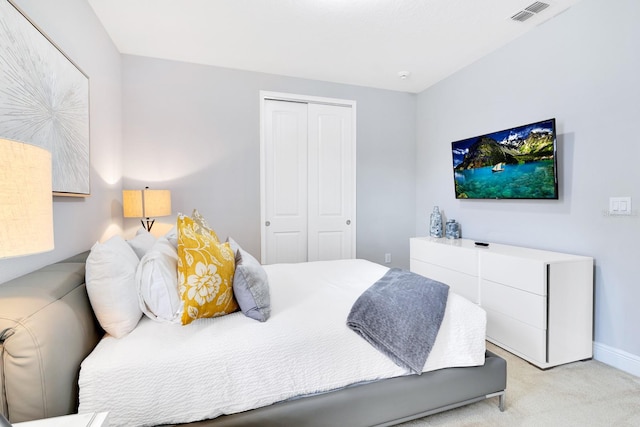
[78,259,486,427]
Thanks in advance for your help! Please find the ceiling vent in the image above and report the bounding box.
[525,2,550,13]
[511,10,535,22]
[510,2,550,22]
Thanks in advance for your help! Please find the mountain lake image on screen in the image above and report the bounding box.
[451,118,558,200]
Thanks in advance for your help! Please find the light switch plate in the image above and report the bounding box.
[609,196,632,215]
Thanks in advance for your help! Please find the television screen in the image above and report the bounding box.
[451,118,558,199]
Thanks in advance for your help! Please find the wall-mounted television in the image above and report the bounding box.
[451,118,558,200]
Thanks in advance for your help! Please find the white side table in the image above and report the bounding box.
[13,412,108,427]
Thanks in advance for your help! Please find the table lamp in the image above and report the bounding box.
[123,187,171,231]
[1,138,53,424]
[0,138,54,259]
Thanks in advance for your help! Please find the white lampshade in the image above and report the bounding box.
[123,188,171,232]
[123,189,171,218]
[122,189,144,218]
[0,138,54,258]
[142,189,171,218]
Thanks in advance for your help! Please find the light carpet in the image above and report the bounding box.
[400,343,640,426]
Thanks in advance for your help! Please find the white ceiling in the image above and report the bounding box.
[87,0,583,93]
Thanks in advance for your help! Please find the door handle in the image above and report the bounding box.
[265,221,271,226]
[346,220,351,225]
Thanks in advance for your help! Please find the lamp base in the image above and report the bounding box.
[141,218,155,232]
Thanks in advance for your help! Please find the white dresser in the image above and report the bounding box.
[410,237,594,369]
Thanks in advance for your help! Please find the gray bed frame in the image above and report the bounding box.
[0,252,506,426]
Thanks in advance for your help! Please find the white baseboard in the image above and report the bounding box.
[593,341,640,378]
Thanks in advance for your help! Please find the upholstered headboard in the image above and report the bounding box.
[0,252,102,423]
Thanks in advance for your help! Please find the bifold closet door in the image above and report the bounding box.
[262,99,355,264]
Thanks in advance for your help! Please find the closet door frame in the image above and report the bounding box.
[259,91,357,264]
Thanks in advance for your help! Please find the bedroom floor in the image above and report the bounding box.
[400,342,640,426]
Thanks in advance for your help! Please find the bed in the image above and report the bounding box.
[0,251,506,426]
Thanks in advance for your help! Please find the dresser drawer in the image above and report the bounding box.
[486,308,547,364]
[481,279,546,329]
[480,252,547,295]
[410,238,477,276]
[411,259,479,304]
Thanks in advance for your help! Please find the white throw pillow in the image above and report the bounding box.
[127,227,157,259]
[86,235,143,338]
[164,226,177,248]
[136,237,182,323]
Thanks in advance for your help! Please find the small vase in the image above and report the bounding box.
[446,219,461,239]
[429,206,443,238]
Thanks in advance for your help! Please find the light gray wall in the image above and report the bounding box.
[121,55,416,268]
[0,0,124,283]
[416,0,640,363]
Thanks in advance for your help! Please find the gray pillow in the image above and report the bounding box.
[229,238,271,322]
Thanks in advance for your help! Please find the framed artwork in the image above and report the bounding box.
[0,0,90,196]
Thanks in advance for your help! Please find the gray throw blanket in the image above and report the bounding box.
[346,268,449,374]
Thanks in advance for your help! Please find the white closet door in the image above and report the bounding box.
[263,100,308,264]
[261,93,356,265]
[307,103,354,261]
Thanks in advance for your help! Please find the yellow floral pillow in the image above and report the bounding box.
[191,209,219,242]
[177,213,238,325]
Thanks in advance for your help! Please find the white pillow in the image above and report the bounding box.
[164,226,177,248]
[127,227,157,259]
[136,237,182,323]
[86,235,142,338]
